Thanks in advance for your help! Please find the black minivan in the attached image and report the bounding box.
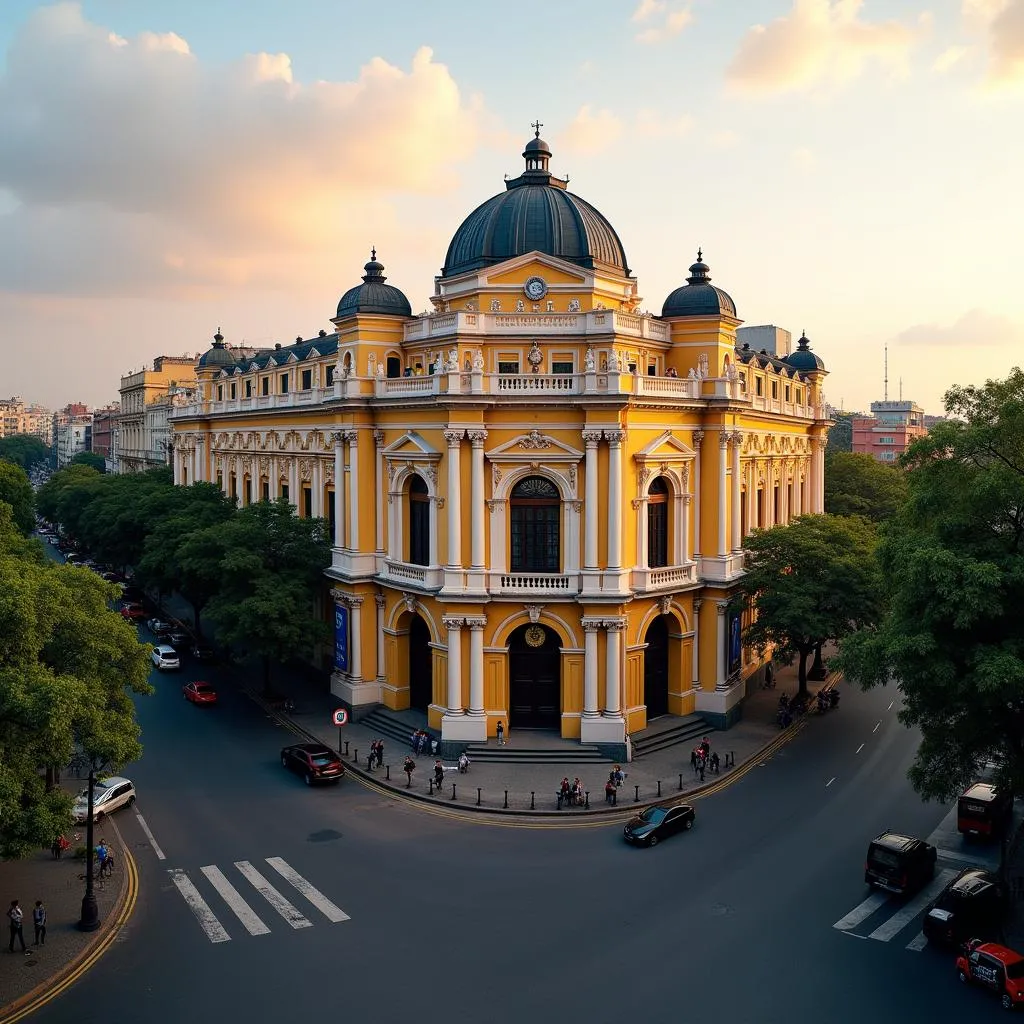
[922,868,1006,946]
[865,832,937,894]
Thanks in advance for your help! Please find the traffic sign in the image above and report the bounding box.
[332,708,349,727]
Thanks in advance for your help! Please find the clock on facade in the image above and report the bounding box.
[524,625,547,648]
[523,276,548,301]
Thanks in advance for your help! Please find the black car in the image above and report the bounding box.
[864,832,937,894]
[280,744,345,786]
[623,802,695,847]
[923,868,1006,946]
[191,644,217,662]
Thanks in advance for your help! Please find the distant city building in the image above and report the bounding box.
[116,356,198,474]
[147,383,198,467]
[923,414,948,429]
[54,405,93,467]
[91,403,121,469]
[851,400,927,463]
[736,324,792,358]
[0,396,53,444]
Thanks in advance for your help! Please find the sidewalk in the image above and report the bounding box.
[0,819,130,1020]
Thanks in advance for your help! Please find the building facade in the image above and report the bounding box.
[117,356,198,474]
[0,397,52,443]
[55,414,92,467]
[91,403,120,468]
[851,400,926,463]
[170,131,830,756]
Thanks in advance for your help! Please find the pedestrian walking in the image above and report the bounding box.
[697,757,705,782]
[376,740,385,768]
[7,900,28,954]
[96,839,109,877]
[496,720,505,746]
[33,901,46,946]
[710,751,720,775]
[403,755,416,785]
[691,748,698,774]
[433,760,444,789]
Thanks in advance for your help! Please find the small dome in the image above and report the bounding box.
[784,331,826,372]
[197,329,235,369]
[336,249,412,319]
[661,250,737,319]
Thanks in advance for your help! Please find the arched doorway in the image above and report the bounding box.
[508,623,561,729]
[644,617,669,719]
[408,615,432,711]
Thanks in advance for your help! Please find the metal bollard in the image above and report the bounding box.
[557,793,563,810]
[338,729,344,754]
[451,784,456,801]
[367,754,374,771]
[531,791,535,810]
[657,780,662,797]
[476,787,481,806]
[429,778,434,795]
[679,773,683,791]
[353,748,358,765]
[406,772,411,788]
[344,741,350,756]
[584,790,590,809]
[634,784,640,802]
[504,789,508,809]
[386,764,390,781]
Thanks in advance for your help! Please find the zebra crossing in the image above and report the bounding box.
[832,868,956,951]
[169,856,350,943]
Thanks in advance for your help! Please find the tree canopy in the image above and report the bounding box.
[0,461,35,535]
[70,451,107,473]
[827,413,854,453]
[836,369,1024,802]
[0,506,152,858]
[737,514,883,695]
[824,450,909,523]
[0,435,50,471]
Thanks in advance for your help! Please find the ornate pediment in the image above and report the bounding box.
[633,430,695,462]
[381,431,440,459]
[487,431,583,461]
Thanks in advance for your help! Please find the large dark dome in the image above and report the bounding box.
[442,130,630,278]
[336,250,412,319]
[197,330,234,368]
[784,331,826,372]
[661,251,737,319]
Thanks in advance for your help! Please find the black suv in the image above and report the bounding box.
[865,832,937,894]
[923,868,1006,946]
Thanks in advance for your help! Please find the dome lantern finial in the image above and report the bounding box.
[362,248,386,283]
[686,248,711,285]
[213,328,224,345]
[522,120,552,176]
[531,118,543,138]
[370,245,376,261]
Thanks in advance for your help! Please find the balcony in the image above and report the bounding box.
[380,559,443,591]
[402,308,670,343]
[493,572,579,596]
[631,563,698,592]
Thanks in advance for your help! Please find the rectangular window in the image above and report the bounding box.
[648,503,668,568]
[784,385,791,401]
[409,499,430,566]
[217,385,224,401]
[326,365,335,387]
[498,360,520,375]
[230,382,237,400]
[245,380,253,398]
[280,373,289,394]
[756,376,763,396]
[771,380,778,400]
[281,483,290,502]
[244,479,252,505]
[216,474,223,490]
[261,480,270,502]
[301,368,313,391]
[551,360,574,375]
[511,506,560,573]
[302,486,312,518]
[326,489,336,537]
[230,475,237,499]
[261,376,270,396]
[879,436,894,444]
[647,364,657,376]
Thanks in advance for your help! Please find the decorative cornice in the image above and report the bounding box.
[581,430,603,447]
[464,616,488,629]
[444,429,465,447]
[467,429,488,447]
[692,430,705,445]
[517,430,553,450]
[604,430,626,446]
[442,615,465,630]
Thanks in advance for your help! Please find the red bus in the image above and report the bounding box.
[958,782,1013,839]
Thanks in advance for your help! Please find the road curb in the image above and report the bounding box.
[0,820,139,1024]
[246,683,822,822]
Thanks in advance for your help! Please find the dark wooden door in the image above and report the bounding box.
[408,616,432,711]
[644,617,670,719]
[509,625,561,729]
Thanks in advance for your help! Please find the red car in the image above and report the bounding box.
[280,743,344,786]
[121,604,146,621]
[957,941,1024,1011]
[183,681,218,706]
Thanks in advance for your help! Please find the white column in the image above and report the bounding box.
[582,620,600,717]
[780,460,790,524]
[345,431,360,549]
[765,461,775,527]
[716,600,728,687]
[692,432,703,556]
[332,434,345,549]
[311,459,322,518]
[606,430,625,569]
[467,616,486,716]
[692,599,702,690]
[374,431,385,554]
[731,434,743,551]
[636,495,648,570]
[443,616,464,714]
[814,439,826,513]
[172,450,182,486]
[717,430,729,557]
[468,429,487,568]
[349,598,363,681]
[375,595,386,681]
[288,458,298,509]
[444,429,464,569]
[745,462,756,536]
[192,440,201,483]
[803,455,812,514]
[681,495,692,562]
[583,430,601,569]
[793,465,802,517]
[236,456,245,505]
[604,619,623,716]
[270,456,279,499]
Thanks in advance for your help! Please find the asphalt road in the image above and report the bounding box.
[31,633,997,1024]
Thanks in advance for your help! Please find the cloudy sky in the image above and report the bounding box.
[1,0,1022,413]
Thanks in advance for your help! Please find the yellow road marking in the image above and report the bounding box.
[0,834,139,1024]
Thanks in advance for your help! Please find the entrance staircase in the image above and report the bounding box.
[629,713,710,759]
[360,708,435,748]
[463,739,610,766]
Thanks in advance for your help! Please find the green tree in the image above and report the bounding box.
[737,514,883,695]
[70,451,106,473]
[836,370,1024,803]
[0,461,35,535]
[824,451,909,522]
[827,412,854,453]
[137,483,235,633]
[35,464,102,533]
[0,435,50,471]
[0,506,152,858]
[203,499,331,693]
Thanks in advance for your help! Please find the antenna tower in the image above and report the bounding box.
[883,344,888,402]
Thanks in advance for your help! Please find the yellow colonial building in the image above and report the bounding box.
[170,129,829,758]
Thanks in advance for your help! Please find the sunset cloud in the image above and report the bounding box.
[561,105,692,154]
[894,308,1024,347]
[0,2,481,297]
[632,1,693,44]
[971,0,1024,86]
[726,0,923,95]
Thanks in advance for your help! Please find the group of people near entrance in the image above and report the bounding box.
[559,777,585,806]
[691,736,720,781]
[604,764,627,802]
[410,730,438,756]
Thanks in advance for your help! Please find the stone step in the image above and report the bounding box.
[463,744,611,765]
[631,714,710,759]
[360,709,437,748]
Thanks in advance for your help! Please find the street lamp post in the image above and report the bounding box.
[78,767,100,932]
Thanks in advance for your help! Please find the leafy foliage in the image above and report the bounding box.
[827,412,854,453]
[70,451,107,473]
[824,451,909,523]
[0,506,152,858]
[0,461,35,535]
[0,435,50,470]
[737,514,883,694]
[836,370,1024,801]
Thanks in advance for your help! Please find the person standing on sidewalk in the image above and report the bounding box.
[8,900,28,954]
[496,720,505,746]
[33,901,46,946]
[376,739,385,768]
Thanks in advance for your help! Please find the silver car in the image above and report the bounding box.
[151,645,180,671]
[72,776,136,823]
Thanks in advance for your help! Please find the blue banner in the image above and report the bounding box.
[334,604,349,673]
[728,611,742,677]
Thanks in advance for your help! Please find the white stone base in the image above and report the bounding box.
[580,715,626,744]
[694,682,744,717]
[441,712,487,742]
[331,673,381,708]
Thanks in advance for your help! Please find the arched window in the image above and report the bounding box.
[511,476,560,573]
[386,356,402,379]
[408,475,430,566]
[648,477,669,568]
